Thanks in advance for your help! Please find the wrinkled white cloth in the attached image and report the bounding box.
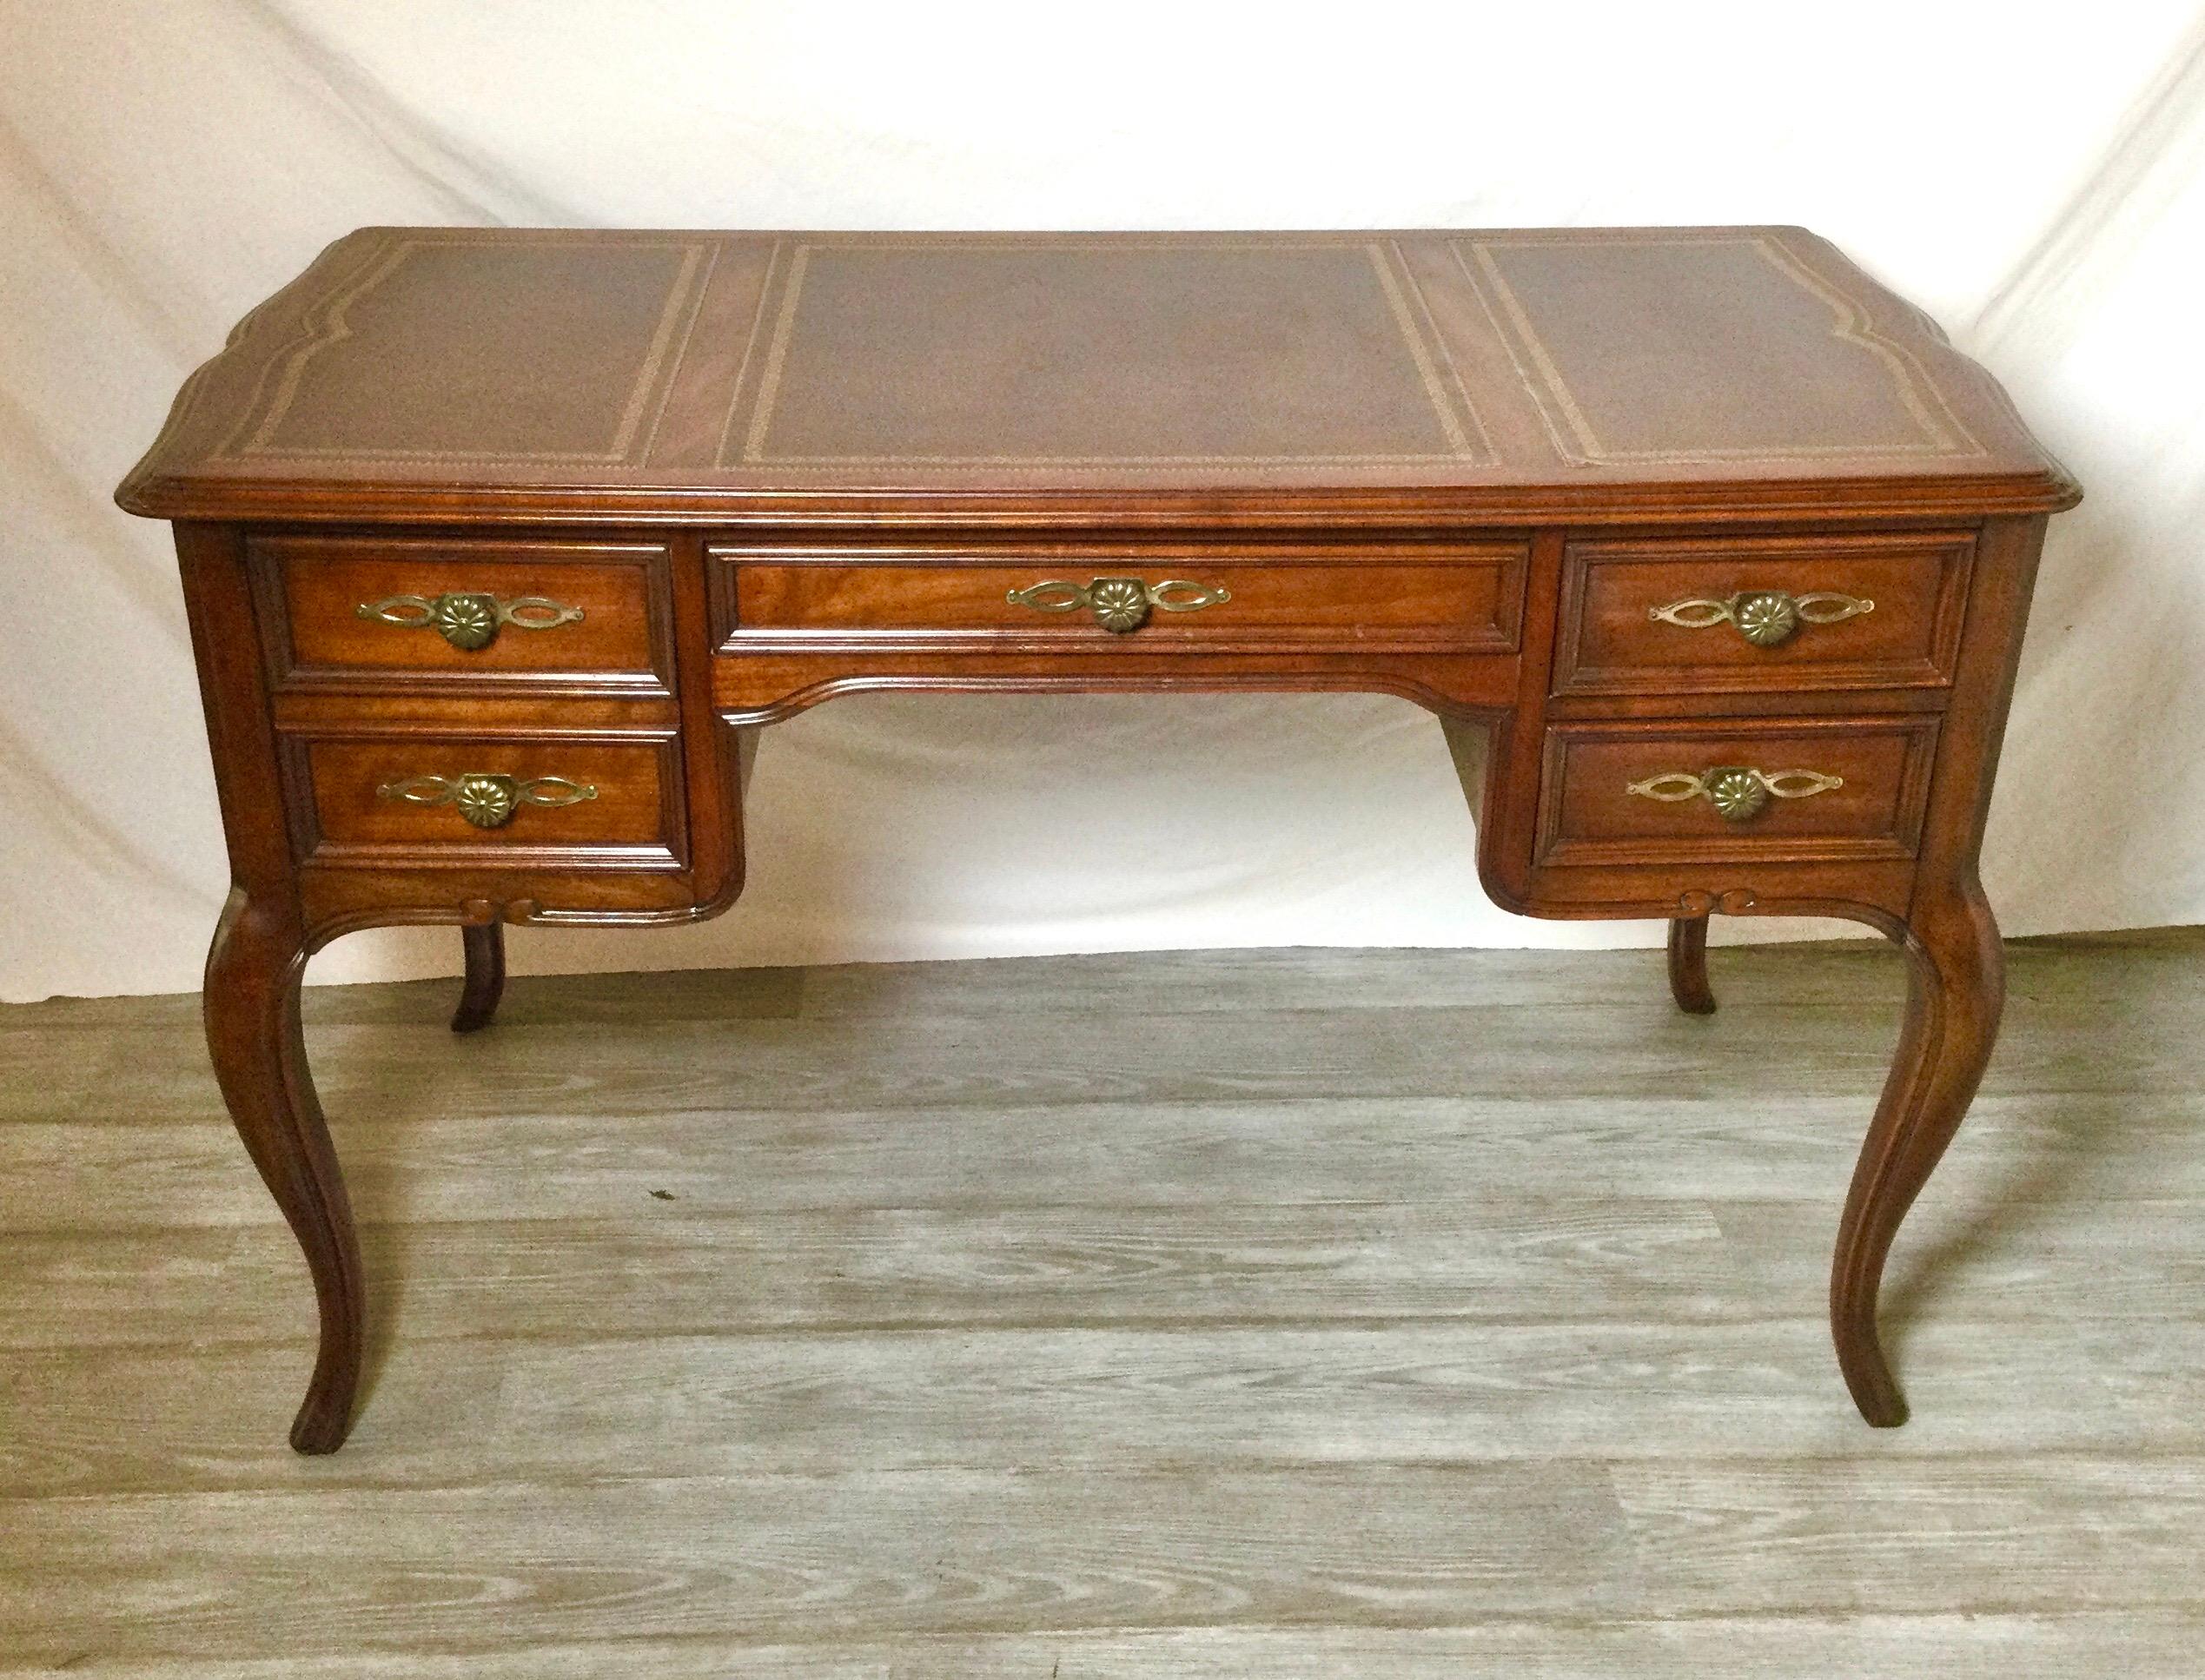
[4,1,2202,1001]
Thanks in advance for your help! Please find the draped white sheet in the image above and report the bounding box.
[4,1,2202,1001]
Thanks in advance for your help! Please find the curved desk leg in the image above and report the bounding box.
[1831,876,2003,1426]
[450,922,507,1035]
[1666,916,1717,1015]
[204,888,363,1454]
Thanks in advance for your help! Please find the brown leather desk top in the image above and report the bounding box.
[118,227,2076,526]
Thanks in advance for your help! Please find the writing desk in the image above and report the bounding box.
[118,228,2080,1452]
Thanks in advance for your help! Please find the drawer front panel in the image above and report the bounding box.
[1535,716,1939,866]
[288,733,685,868]
[258,535,673,691]
[713,543,1528,651]
[1554,531,1972,696]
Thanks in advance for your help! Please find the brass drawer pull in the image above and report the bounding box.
[375,771,599,830]
[1007,576,1232,633]
[356,591,586,651]
[1626,765,1844,823]
[1647,589,1872,647]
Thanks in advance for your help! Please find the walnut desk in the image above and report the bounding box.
[118,228,2080,1452]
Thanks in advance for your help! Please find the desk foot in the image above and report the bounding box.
[1831,877,2003,1427]
[450,923,507,1034]
[204,888,363,1454]
[1666,916,1717,1015]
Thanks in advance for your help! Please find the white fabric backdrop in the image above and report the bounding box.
[4,1,2203,1002]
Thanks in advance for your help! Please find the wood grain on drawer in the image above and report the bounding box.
[712,541,1528,651]
[286,732,685,869]
[1553,530,1973,696]
[1535,716,1939,866]
[255,535,673,692]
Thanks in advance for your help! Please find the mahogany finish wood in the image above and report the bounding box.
[118,227,2081,1451]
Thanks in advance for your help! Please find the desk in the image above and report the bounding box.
[118,228,2080,1452]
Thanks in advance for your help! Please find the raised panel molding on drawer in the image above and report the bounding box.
[281,728,687,870]
[1553,529,1975,698]
[253,533,677,696]
[1534,714,1942,867]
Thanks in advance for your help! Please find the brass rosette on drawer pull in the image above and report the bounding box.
[1646,589,1873,647]
[355,591,586,651]
[1625,765,1844,823]
[1006,576,1233,633]
[374,771,599,830]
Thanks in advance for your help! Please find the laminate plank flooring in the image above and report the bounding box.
[4,932,2203,1673]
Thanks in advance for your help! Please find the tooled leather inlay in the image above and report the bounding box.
[222,232,713,465]
[718,238,1496,468]
[1455,230,1983,465]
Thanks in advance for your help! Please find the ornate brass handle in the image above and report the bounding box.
[1625,765,1844,823]
[1006,576,1232,633]
[356,591,586,651]
[375,771,599,830]
[1646,589,1872,647]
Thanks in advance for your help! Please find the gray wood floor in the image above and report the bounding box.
[4,931,2204,1675]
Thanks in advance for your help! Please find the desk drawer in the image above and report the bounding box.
[285,731,685,869]
[1534,716,1938,867]
[712,541,1528,651]
[256,535,674,693]
[1553,530,1972,697]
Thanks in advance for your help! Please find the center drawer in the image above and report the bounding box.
[710,540,1529,652]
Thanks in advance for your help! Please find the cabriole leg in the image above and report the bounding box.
[203,887,363,1453]
[1666,915,1716,1015]
[451,921,507,1034]
[1831,876,2004,1425]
